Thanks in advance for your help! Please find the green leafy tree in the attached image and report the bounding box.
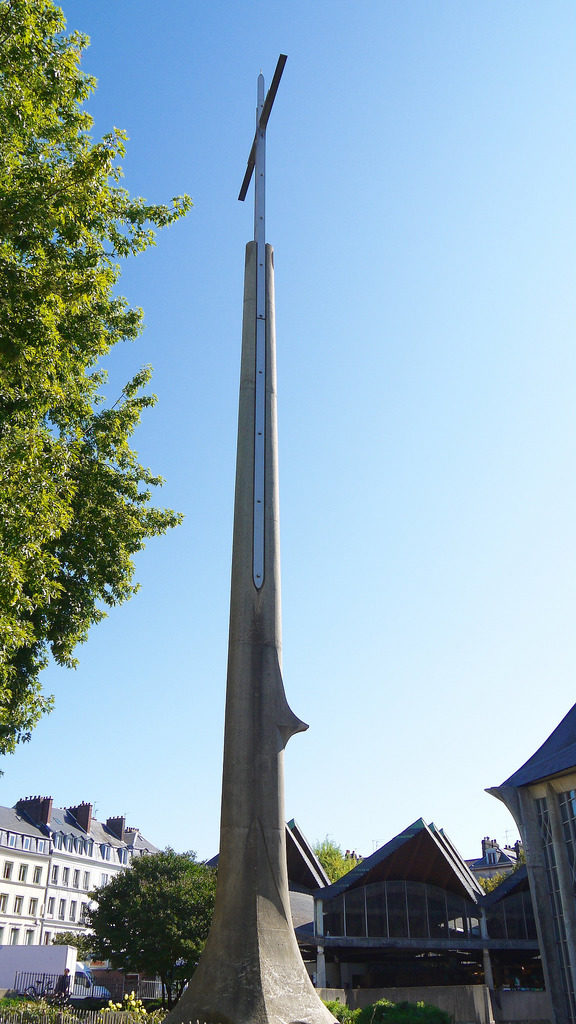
[85,850,216,1009]
[314,838,362,883]
[52,930,95,960]
[0,0,191,754]
[478,871,510,893]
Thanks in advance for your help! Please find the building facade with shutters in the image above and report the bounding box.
[0,797,157,947]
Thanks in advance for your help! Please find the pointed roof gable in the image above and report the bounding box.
[286,819,330,890]
[494,701,576,789]
[319,819,483,903]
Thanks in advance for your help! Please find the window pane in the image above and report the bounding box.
[504,893,526,940]
[323,896,344,937]
[486,906,506,939]
[387,882,409,938]
[345,888,366,937]
[366,883,388,937]
[447,893,467,938]
[406,882,428,938]
[427,886,448,937]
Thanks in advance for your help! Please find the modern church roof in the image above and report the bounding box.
[492,701,576,790]
[319,818,483,903]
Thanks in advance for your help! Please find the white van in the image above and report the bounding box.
[71,963,111,1003]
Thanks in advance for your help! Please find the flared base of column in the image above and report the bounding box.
[164,900,335,1024]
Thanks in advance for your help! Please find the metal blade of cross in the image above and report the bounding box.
[238,54,287,589]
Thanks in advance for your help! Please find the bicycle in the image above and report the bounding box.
[24,981,70,1005]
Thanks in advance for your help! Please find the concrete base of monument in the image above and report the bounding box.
[165,971,337,1024]
[163,901,336,1024]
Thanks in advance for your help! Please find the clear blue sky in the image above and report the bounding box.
[3,0,575,863]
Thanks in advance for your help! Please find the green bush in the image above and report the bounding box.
[357,999,451,1024]
[0,998,76,1023]
[324,999,361,1024]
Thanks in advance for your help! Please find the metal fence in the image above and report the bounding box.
[11,974,161,1004]
[0,1012,136,1024]
[13,973,115,1003]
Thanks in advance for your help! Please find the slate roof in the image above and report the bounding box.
[466,849,515,872]
[289,890,315,934]
[124,829,158,855]
[15,801,157,853]
[0,805,47,838]
[494,701,576,789]
[318,818,483,903]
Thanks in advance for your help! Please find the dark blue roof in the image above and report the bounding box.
[498,702,576,788]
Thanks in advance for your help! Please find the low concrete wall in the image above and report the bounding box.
[318,986,493,1024]
[491,989,552,1024]
[317,986,552,1024]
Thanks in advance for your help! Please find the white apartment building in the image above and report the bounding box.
[0,797,157,946]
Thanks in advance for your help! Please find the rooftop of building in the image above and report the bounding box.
[491,701,576,790]
[318,817,484,903]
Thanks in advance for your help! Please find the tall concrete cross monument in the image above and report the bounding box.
[167,58,336,1024]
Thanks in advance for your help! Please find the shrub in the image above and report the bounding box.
[324,999,361,1024]
[102,992,167,1023]
[357,999,451,1024]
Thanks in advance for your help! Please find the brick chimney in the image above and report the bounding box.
[481,836,499,857]
[16,796,53,826]
[106,816,126,841]
[68,802,93,833]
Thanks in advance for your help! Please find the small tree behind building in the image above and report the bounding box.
[52,930,95,961]
[313,838,362,883]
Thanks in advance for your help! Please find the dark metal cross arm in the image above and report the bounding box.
[238,54,287,202]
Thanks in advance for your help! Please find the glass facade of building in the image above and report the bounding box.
[484,889,537,941]
[323,880,482,940]
[536,795,576,1023]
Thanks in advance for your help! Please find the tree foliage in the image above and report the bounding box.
[85,850,216,1008]
[0,0,191,753]
[52,930,95,960]
[478,871,510,893]
[314,838,362,883]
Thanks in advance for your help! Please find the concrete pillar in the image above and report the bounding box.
[546,785,576,1003]
[316,948,327,990]
[166,244,335,1024]
[491,783,573,1024]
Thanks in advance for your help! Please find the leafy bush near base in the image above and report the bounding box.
[324,999,361,1024]
[357,999,452,1024]
[0,998,75,1022]
[0,997,168,1024]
